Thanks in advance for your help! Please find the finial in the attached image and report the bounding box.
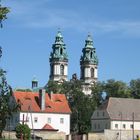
[56,28,62,38]
[87,32,92,41]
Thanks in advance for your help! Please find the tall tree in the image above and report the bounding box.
[61,79,96,134]
[0,48,19,138]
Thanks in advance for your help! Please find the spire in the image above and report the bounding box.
[80,33,98,65]
[85,33,93,48]
[55,30,64,45]
[50,30,68,60]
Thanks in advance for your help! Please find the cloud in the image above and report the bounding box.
[3,0,140,38]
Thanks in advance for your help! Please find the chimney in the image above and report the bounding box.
[39,89,46,111]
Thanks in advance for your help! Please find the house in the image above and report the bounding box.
[7,89,71,135]
[91,97,140,132]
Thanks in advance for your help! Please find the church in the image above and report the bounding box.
[48,30,98,95]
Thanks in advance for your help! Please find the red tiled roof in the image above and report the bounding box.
[13,91,71,114]
[42,124,58,131]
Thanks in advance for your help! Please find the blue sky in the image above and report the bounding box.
[0,0,140,89]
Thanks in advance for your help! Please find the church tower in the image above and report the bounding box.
[80,34,98,94]
[49,30,68,82]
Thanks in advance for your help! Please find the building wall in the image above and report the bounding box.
[9,112,70,135]
[111,120,140,130]
[91,109,140,132]
[91,110,110,132]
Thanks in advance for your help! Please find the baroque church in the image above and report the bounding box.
[48,30,98,95]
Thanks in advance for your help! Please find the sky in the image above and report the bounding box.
[0,0,140,89]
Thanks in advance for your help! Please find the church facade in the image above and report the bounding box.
[49,31,98,95]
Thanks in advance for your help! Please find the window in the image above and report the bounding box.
[60,65,64,75]
[98,124,100,129]
[47,117,51,124]
[26,116,29,122]
[51,65,54,75]
[90,51,93,58]
[60,118,64,124]
[130,124,134,129]
[123,124,126,129]
[105,123,108,129]
[60,48,63,55]
[115,124,118,129]
[94,123,96,129]
[91,68,94,78]
[81,68,84,79]
[34,117,38,123]
[15,117,18,123]
[97,112,99,117]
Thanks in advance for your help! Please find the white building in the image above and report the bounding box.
[91,97,140,132]
[8,89,71,135]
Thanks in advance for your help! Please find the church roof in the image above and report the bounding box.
[98,97,140,121]
[13,91,71,114]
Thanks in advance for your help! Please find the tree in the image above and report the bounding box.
[45,80,62,93]
[0,48,19,138]
[91,81,105,106]
[15,123,31,140]
[0,0,10,28]
[103,79,130,98]
[61,79,96,134]
[130,79,140,99]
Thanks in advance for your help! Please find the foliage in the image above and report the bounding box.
[46,79,95,134]
[91,81,105,106]
[129,79,140,99]
[45,80,62,93]
[0,48,19,138]
[0,1,10,28]
[15,123,31,140]
[103,79,131,98]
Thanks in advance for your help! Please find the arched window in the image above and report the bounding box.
[51,65,54,75]
[60,48,63,55]
[90,51,93,58]
[81,67,84,79]
[60,65,64,75]
[91,68,94,78]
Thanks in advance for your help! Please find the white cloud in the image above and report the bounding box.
[3,0,140,38]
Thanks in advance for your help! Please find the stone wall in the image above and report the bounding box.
[3,131,66,140]
[88,130,140,140]
[104,129,140,140]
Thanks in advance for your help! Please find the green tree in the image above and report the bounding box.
[130,79,140,99]
[103,79,130,98]
[15,123,31,140]
[0,0,10,28]
[45,80,62,93]
[61,79,96,134]
[0,48,19,138]
[91,81,105,106]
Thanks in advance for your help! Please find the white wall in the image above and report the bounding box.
[111,121,140,130]
[19,112,70,135]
